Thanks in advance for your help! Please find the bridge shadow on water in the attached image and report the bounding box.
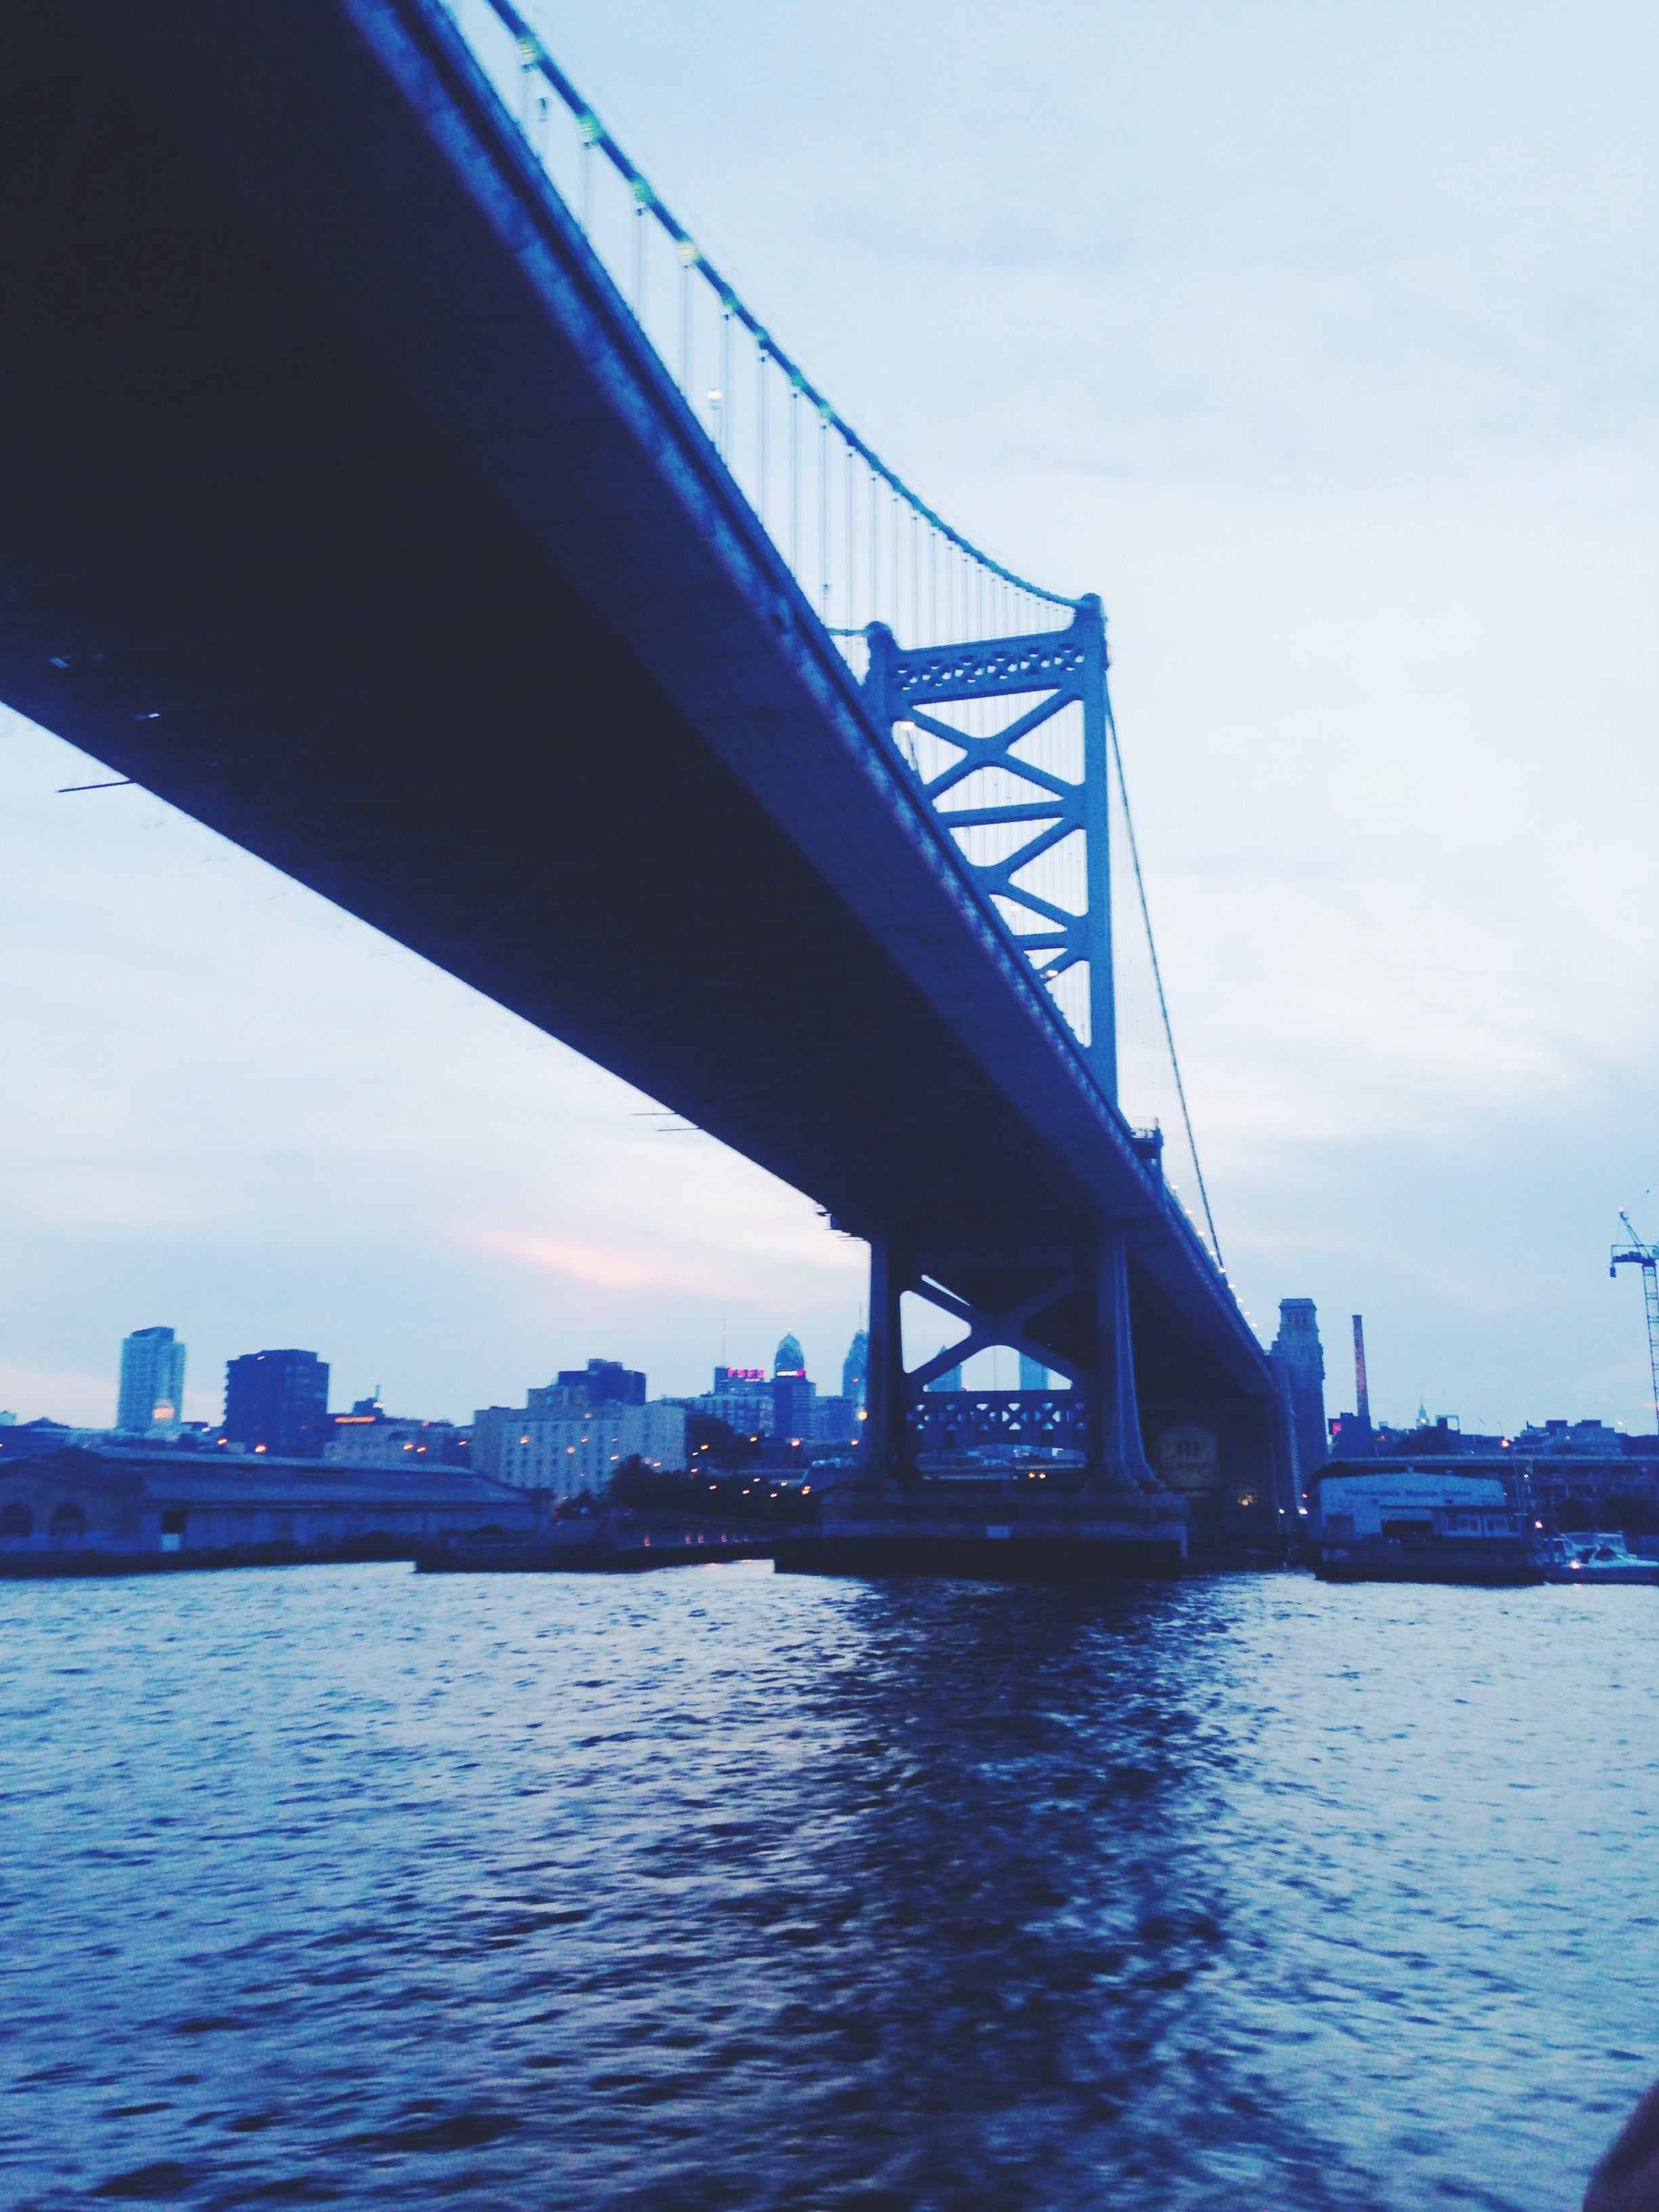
[3,1561,1650,2211]
[697,1578,1351,2212]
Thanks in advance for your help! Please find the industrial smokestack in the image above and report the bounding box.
[1353,1315,1370,1424]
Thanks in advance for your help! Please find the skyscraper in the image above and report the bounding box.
[772,1334,814,1441]
[117,1326,186,1437]
[223,1349,330,1458]
[841,1330,869,1409]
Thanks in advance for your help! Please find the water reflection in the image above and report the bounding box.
[1,1565,1654,2209]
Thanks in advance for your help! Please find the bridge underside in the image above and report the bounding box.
[0,0,1280,1504]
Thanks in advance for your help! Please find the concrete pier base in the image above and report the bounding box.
[776,1478,1187,1584]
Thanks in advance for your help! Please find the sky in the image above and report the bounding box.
[5,0,1659,1434]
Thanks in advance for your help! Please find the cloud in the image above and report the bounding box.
[469,1232,663,1292]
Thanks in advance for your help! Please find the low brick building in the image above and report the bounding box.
[0,1445,540,1574]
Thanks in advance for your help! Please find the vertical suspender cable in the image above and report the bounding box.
[719,306,732,462]
[891,487,901,636]
[869,464,879,631]
[677,242,693,392]
[800,380,814,575]
[756,339,769,527]
[819,410,830,619]
[494,19,1077,638]
[845,444,855,632]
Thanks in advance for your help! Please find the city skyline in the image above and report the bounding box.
[1,1317,882,1436]
[3,1296,1646,1447]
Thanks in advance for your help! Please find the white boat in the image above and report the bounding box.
[1540,1534,1659,1585]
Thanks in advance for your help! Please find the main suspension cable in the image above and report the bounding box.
[483,0,1073,613]
[1107,712,1225,1272]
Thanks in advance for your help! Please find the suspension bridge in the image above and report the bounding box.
[0,0,1294,1563]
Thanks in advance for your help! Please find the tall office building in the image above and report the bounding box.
[810,1395,858,1445]
[555,1359,646,1407]
[695,1366,773,1437]
[771,1334,815,1441]
[841,1330,869,1409]
[223,1349,330,1458]
[117,1326,186,1436]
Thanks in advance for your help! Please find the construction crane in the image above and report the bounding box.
[1610,1210,1659,1432]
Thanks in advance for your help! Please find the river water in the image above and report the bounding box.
[3,1562,1656,2211]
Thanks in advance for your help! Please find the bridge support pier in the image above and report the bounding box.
[1090,1225,1157,1492]
[864,1229,911,1481]
[856,1224,1157,1494]
[796,1228,1184,1578]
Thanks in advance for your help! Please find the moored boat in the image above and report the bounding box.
[1540,1533,1659,1585]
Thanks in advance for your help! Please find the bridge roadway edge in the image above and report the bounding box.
[1,2,1277,1443]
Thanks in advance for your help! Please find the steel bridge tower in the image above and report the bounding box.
[857,598,1160,1494]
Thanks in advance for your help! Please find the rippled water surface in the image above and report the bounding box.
[3,1563,1657,2210]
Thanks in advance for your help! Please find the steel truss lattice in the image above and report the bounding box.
[863,596,1115,1097]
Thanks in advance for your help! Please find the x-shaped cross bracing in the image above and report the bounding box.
[863,601,1116,1095]
[903,685,1088,985]
[903,1271,1079,1392]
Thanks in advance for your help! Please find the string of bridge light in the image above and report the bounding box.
[460,0,1078,646]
